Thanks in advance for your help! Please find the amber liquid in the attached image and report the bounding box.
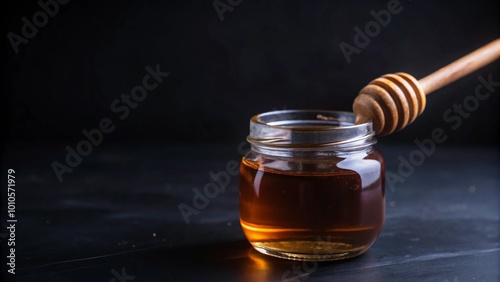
[239,158,385,261]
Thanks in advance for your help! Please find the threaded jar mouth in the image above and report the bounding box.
[247,110,376,153]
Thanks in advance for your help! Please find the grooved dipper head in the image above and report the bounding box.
[353,72,427,136]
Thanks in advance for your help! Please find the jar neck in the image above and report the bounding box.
[247,110,376,157]
[249,141,376,158]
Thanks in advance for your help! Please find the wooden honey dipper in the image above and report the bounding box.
[353,39,500,136]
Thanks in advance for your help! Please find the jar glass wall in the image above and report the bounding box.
[239,110,385,261]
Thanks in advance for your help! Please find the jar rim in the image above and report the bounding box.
[247,110,376,151]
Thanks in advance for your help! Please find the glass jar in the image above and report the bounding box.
[239,110,385,261]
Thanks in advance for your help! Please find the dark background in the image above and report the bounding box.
[0,0,499,281]
[1,0,499,148]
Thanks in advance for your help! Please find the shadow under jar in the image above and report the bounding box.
[239,110,385,261]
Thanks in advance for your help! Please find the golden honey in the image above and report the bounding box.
[239,110,385,261]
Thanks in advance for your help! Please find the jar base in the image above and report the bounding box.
[251,240,369,261]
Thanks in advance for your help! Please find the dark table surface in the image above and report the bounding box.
[1,143,499,282]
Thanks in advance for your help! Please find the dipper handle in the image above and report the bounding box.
[353,39,500,136]
[419,39,500,94]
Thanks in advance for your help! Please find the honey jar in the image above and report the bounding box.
[239,110,385,261]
